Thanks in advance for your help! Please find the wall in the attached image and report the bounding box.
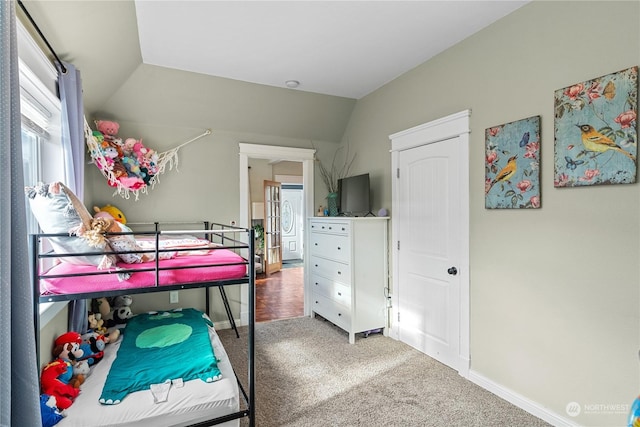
[341,1,639,426]
[83,64,344,324]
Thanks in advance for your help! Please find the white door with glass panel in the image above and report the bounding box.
[263,180,282,275]
[281,186,303,261]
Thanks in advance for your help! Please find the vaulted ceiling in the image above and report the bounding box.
[18,1,528,142]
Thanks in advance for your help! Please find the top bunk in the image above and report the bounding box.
[26,182,254,304]
[32,221,254,304]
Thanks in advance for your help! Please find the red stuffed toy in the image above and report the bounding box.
[52,332,84,362]
[40,360,80,410]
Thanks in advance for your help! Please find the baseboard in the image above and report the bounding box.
[467,370,579,427]
[215,317,247,331]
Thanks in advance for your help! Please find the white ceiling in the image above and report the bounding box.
[135,1,529,99]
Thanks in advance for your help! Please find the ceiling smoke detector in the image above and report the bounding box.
[285,80,300,88]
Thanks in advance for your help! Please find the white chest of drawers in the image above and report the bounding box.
[306,216,389,343]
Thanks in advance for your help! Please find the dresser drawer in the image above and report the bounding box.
[310,274,351,307]
[309,255,351,285]
[309,220,350,235]
[309,231,350,262]
[312,293,351,331]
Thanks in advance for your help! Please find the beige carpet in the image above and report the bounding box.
[218,316,550,427]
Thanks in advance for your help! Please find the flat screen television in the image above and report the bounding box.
[338,173,371,216]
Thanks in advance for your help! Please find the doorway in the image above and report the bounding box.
[239,144,315,325]
[389,110,470,376]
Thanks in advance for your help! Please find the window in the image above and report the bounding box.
[18,20,66,324]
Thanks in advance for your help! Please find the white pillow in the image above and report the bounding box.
[25,182,115,268]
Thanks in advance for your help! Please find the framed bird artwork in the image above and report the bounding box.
[554,66,638,187]
[485,115,541,209]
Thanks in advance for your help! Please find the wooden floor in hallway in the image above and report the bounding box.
[255,265,304,323]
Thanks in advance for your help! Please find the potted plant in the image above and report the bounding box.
[316,145,355,216]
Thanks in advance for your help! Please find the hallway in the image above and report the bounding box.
[255,263,304,323]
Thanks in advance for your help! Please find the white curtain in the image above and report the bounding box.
[0,1,43,425]
[57,60,87,334]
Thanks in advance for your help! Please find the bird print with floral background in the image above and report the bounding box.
[485,115,541,209]
[554,66,638,187]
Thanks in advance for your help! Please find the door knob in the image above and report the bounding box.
[447,266,458,275]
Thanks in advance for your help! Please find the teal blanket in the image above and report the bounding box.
[99,308,221,405]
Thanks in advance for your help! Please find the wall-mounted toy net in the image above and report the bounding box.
[85,118,211,200]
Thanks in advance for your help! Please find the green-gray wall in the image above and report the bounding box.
[342,1,639,426]
[37,1,638,425]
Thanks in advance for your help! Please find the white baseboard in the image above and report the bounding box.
[467,370,579,427]
[215,317,247,331]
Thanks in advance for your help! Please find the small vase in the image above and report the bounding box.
[327,192,339,216]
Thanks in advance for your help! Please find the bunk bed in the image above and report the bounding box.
[32,220,255,427]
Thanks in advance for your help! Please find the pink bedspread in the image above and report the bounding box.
[40,249,247,296]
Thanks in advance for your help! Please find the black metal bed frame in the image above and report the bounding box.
[32,221,255,427]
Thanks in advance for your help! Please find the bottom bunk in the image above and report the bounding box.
[52,309,240,427]
[33,221,255,427]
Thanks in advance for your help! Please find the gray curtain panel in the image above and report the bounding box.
[57,61,87,334]
[0,1,43,425]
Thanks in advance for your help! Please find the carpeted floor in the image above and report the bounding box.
[217,316,550,427]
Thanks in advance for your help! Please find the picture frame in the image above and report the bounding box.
[485,115,541,209]
[554,66,638,187]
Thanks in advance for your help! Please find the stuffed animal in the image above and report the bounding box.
[52,332,84,363]
[107,305,133,327]
[94,204,127,224]
[92,297,112,319]
[113,295,133,309]
[96,120,120,142]
[71,360,91,388]
[78,332,105,366]
[40,394,66,427]
[87,311,106,335]
[40,360,80,410]
[112,295,134,326]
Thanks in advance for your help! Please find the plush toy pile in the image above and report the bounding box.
[39,296,133,416]
[90,120,159,192]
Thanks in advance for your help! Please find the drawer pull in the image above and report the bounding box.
[315,300,319,304]
[315,282,319,286]
[315,264,318,267]
[337,246,341,250]
[337,292,342,296]
[338,313,342,317]
[328,226,332,230]
[337,271,341,275]
[314,243,318,246]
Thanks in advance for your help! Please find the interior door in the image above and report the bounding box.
[397,137,461,370]
[263,180,282,275]
[281,186,303,261]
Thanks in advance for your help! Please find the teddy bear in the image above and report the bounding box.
[106,305,133,327]
[108,294,134,326]
[96,120,122,145]
[40,360,80,410]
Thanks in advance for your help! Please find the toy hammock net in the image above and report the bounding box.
[84,118,211,200]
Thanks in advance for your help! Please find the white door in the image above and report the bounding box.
[397,137,461,370]
[281,187,303,261]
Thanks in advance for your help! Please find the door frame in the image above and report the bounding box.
[389,110,470,376]
[239,143,315,325]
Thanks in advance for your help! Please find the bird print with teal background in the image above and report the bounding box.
[485,115,541,209]
[554,66,638,187]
